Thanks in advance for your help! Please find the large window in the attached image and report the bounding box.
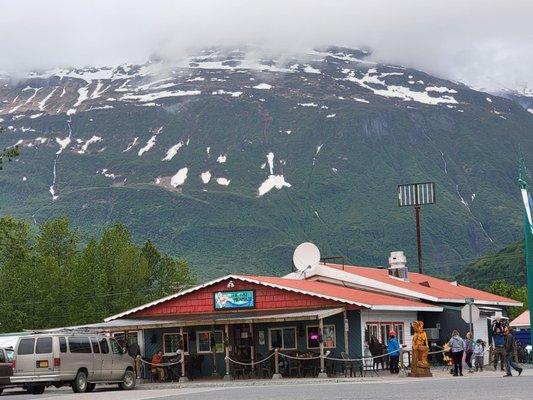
[269,327,296,350]
[113,331,139,346]
[196,331,224,353]
[367,322,405,345]
[35,337,52,354]
[17,338,35,355]
[163,333,189,355]
[307,325,336,349]
[69,337,92,354]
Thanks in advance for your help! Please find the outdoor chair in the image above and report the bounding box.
[288,357,302,377]
[362,356,379,377]
[302,357,320,377]
[256,356,273,379]
[341,352,362,377]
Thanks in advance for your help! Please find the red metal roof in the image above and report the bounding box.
[237,274,441,310]
[510,310,530,328]
[321,263,521,305]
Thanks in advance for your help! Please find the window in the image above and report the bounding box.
[110,338,123,354]
[306,325,336,349]
[68,337,92,353]
[367,322,406,345]
[59,337,67,353]
[90,337,100,353]
[196,331,224,353]
[269,327,296,350]
[113,331,139,346]
[17,338,35,355]
[35,337,52,354]
[5,349,14,362]
[163,333,189,355]
[99,338,109,354]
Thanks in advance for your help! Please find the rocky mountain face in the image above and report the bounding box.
[1,46,532,278]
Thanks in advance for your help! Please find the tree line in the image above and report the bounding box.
[0,216,195,333]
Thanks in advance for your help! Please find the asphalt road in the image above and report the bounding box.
[2,374,532,400]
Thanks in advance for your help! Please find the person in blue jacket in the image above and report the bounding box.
[387,330,401,374]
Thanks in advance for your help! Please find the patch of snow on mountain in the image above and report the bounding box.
[78,136,102,154]
[201,171,211,184]
[528,109,533,114]
[138,135,157,156]
[266,152,274,174]
[216,177,230,186]
[316,144,323,155]
[38,87,58,111]
[29,113,43,119]
[97,168,118,179]
[212,90,243,97]
[73,86,90,107]
[303,65,321,74]
[353,97,369,103]
[258,175,292,196]
[90,81,109,99]
[55,136,71,155]
[486,97,492,103]
[170,167,188,187]
[425,86,458,94]
[123,137,138,152]
[187,77,205,82]
[326,114,336,118]
[253,83,272,90]
[298,102,318,107]
[217,154,227,163]
[122,90,201,102]
[162,142,183,161]
[66,108,77,116]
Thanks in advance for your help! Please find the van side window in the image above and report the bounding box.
[59,337,67,353]
[36,337,53,354]
[68,337,92,354]
[99,338,109,354]
[110,339,122,354]
[90,337,100,354]
[18,338,35,355]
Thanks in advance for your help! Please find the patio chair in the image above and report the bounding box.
[341,352,362,377]
[256,353,273,379]
[302,357,320,377]
[362,356,379,377]
[288,357,302,377]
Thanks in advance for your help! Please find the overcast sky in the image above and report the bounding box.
[2,0,532,91]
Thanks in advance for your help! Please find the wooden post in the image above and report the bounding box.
[179,327,188,382]
[343,309,349,354]
[224,324,232,380]
[272,348,282,379]
[318,318,328,378]
[249,322,255,376]
[211,325,218,377]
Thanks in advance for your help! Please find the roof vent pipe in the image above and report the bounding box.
[388,251,408,281]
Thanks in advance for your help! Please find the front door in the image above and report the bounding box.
[89,337,102,381]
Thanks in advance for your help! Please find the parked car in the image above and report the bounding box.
[0,347,15,396]
[10,333,136,394]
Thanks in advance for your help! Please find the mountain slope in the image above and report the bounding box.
[1,47,533,278]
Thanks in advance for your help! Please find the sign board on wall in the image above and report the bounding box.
[214,290,255,310]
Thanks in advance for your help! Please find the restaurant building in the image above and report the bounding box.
[87,251,520,379]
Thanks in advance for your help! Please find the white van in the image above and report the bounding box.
[11,333,135,394]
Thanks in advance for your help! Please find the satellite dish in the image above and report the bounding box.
[293,242,321,272]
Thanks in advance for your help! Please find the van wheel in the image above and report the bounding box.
[29,385,45,395]
[86,383,96,392]
[72,371,88,393]
[118,370,136,390]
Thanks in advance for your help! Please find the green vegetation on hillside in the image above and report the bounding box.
[457,241,526,289]
[0,216,195,333]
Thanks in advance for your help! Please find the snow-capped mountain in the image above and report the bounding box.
[1,46,532,278]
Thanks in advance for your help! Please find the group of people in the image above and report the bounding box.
[447,317,523,378]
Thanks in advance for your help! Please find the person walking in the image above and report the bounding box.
[387,330,400,374]
[492,316,506,371]
[464,332,474,373]
[473,339,485,372]
[503,326,523,377]
[448,330,465,376]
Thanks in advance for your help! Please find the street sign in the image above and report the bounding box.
[461,303,480,323]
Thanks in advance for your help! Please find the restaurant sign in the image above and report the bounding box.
[214,290,255,310]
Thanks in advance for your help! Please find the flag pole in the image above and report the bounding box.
[519,160,533,347]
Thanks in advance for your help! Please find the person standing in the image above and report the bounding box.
[492,316,506,371]
[448,330,465,376]
[473,339,485,372]
[503,326,523,377]
[464,332,474,373]
[387,330,400,374]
